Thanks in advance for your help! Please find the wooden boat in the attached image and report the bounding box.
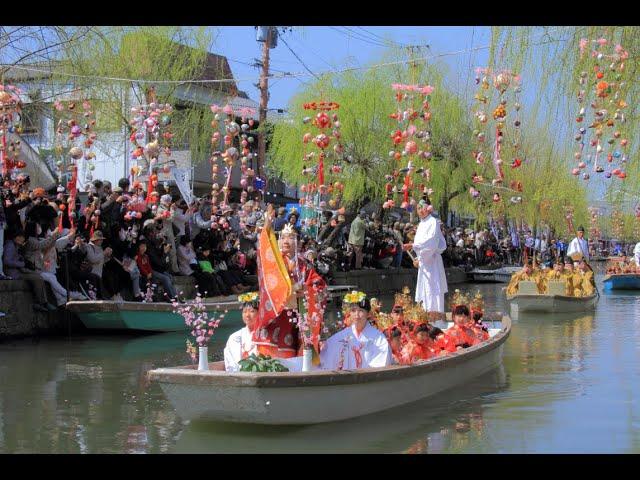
[66,297,243,332]
[469,266,520,283]
[603,273,640,290]
[147,314,511,425]
[508,293,598,314]
[66,285,359,333]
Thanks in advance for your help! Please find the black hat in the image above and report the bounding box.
[577,226,585,232]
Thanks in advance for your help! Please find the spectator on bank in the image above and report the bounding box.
[349,210,367,270]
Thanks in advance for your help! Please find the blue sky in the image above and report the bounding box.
[212,26,492,110]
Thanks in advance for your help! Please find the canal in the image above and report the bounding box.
[1,277,639,453]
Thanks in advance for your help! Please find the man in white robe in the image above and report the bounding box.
[567,226,590,262]
[320,295,391,370]
[634,241,640,267]
[404,200,448,313]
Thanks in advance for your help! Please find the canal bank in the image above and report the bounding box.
[0,267,467,339]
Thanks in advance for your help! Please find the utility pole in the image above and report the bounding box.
[257,26,274,180]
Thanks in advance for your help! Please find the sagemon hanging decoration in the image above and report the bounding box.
[209,104,258,230]
[470,68,523,203]
[0,85,26,185]
[299,101,345,219]
[384,83,434,210]
[129,101,174,203]
[573,38,629,182]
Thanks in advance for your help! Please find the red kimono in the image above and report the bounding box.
[401,340,436,363]
[442,324,479,350]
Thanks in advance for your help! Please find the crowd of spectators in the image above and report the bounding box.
[1,174,629,313]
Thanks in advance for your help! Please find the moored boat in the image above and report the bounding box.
[603,273,640,290]
[508,293,598,314]
[469,266,520,283]
[147,314,511,425]
[66,297,243,332]
[66,285,359,333]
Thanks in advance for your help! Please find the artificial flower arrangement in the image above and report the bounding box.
[238,291,259,304]
[172,292,225,363]
[343,290,367,304]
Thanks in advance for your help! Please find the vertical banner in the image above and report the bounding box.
[170,167,192,205]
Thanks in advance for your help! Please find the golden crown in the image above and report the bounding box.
[393,286,413,309]
[450,289,470,307]
[238,291,259,303]
[470,291,484,311]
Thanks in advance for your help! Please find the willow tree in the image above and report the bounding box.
[488,26,640,211]
[30,27,219,165]
[268,52,477,215]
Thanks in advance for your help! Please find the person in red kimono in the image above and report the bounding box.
[253,207,327,360]
[402,323,443,363]
[469,292,490,343]
[442,304,479,350]
[385,326,407,365]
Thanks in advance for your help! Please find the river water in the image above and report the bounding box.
[1,274,640,453]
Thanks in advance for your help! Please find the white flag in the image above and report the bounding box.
[171,167,192,204]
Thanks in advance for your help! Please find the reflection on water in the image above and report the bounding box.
[0,278,639,453]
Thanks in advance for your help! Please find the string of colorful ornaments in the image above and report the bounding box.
[300,101,345,224]
[0,85,27,185]
[209,104,258,230]
[52,99,99,228]
[470,68,523,204]
[573,38,629,181]
[128,101,174,221]
[383,83,435,211]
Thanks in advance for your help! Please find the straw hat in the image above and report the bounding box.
[90,230,105,242]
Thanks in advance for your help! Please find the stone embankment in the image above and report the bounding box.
[0,267,467,339]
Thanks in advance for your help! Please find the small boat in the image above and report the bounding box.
[66,285,359,333]
[508,293,598,314]
[469,266,521,283]
[66,297,244,332]
[603,273,640,290]
[147,314,511,425]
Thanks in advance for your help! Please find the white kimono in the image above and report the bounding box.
[223,327,306,372]
[412,214,448,312]
[634,242,640,266]
[223,327,258,372]
[567,236,590,261]
[320,323,392,371]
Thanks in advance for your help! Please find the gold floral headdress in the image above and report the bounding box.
[343,290,366,304]
[450,289,470,308]
[470,291,484,313]
[393,285,412,310]
[238,291,259,304]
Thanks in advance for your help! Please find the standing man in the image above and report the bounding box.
[567,226,590,262]
[348,209,367,270]
[404,199,448,314]
[633,240,640,267]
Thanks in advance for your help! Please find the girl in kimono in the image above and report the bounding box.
[401,323,438,363]
[224,292,260,372]
[442,304,478,350]
[320,291,392,370]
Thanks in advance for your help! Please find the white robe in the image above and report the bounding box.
[320,323,392,371]
[223,327,258,372]
[634,242,640,266]
[412,214,448,312]
[567,236,590,261]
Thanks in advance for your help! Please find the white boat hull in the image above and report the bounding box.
[508,294,598,314]
[150,317,510,425]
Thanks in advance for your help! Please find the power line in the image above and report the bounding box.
[1,28,570,86]
[355,26,405,47]
[337,26,390,48]
[279,36,321,81]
